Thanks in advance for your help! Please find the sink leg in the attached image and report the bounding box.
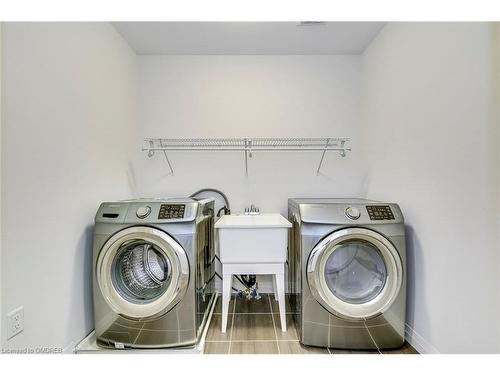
[275,272,286,332]
[272,275,278,301]
[222,273,232,333]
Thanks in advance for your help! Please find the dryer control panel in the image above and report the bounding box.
[366,205,395,220]
[158,204,185,219]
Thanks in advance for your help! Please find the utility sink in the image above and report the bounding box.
[215,213,292,264]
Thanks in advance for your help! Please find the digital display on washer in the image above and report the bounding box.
[366,205,395,220]
[158,204,185,219]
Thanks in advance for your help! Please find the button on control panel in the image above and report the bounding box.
[345,206,361,220]
[158,204,185,219]
[366,205,395,220]
[136,206,151,219]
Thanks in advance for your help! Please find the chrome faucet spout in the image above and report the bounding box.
[245,204,260,215]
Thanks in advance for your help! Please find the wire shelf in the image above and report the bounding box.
[144,137,348,150]
[143,137,351,176]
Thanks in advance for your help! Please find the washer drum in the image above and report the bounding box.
[116,242,172,301]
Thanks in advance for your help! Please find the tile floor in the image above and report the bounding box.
[204,294,418,355]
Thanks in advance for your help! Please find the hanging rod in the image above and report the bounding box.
[142,137,351,176]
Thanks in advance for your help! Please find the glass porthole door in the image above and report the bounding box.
[112,241,172,302]
[97,227,189,319]
[307,228,402,320]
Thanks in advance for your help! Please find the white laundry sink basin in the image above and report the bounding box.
[215,213,292,264]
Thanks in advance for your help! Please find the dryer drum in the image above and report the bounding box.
[324,241,387,304]
[115,242,172,301]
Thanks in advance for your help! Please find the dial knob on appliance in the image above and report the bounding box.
[345,206,361,220]
[136,206,151,219]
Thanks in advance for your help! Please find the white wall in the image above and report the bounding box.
[494,23,500,348]
[134,55,362,292]
[0,22,3,345]
[1,23,137,351]
[494,23,500,280]
[135,56,363,212]
[360,23,499,353]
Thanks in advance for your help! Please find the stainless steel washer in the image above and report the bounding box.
[288,198,406,350]
[92,198,215,349]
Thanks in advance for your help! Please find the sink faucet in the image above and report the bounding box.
[244,204,260,215]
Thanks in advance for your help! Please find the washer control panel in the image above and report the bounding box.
[366,205,395,220]
[158,204,185,219]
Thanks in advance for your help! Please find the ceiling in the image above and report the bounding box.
[112,22,385,55]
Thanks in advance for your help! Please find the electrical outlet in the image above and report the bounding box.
[7,306,24,340]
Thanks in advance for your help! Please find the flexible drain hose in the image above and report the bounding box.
[190,188,231,215]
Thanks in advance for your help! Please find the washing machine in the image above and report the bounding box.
[92,198,216,349]
[288,198,406,350]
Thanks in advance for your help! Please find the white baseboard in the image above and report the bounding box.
[405,324,440,354]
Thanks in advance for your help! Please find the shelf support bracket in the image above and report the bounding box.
[316,138,331,176]
[244,138,249,177]
[159,139,174,176]
[340,139,346,157]
[147,140,155,158]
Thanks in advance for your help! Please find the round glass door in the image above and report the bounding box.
[307,228,402,320]
[324,240,387,304]
[97,227,189,319]
[112,241,172,303]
